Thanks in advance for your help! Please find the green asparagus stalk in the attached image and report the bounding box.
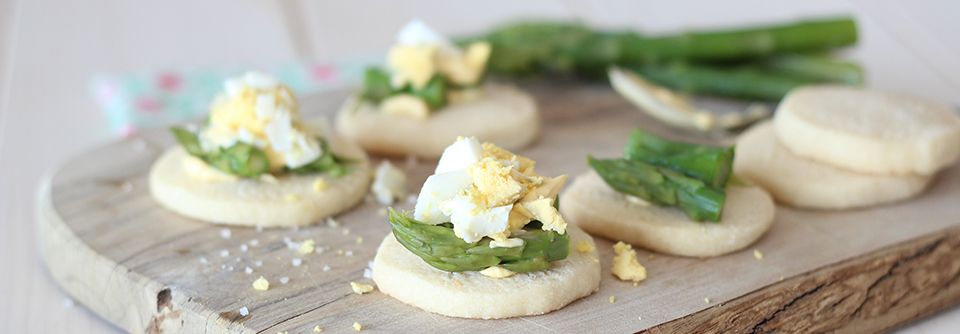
[629,62,815,100]
[588,156,725,222]
[757,53,864,85]
[387,208,569,272]
[625,129,734,188]
[624,52,864,100]
[619,17,857,63]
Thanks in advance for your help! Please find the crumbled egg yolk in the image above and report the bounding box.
[612,242,647,283]
[479,266,516,279]
[350,282,375,295]
[352,322,363,332]
[196,72,322,172]
[388,20,491,89]
[298,239,316,255]
[312,178,328,192]
[252,276,270,291]
[576,240,595,253]
[413,137,566,243]
[313,325,323,332]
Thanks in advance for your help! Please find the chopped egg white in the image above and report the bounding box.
[195,71,323,172]
[371,161,407,205]
[489,238,524,248]
[412,137,567,243]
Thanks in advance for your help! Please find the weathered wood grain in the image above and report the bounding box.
[37,84,960,333]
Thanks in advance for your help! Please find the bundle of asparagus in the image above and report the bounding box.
[459,17,861,100]
[589,129,735,222]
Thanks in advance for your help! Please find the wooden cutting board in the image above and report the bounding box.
[38,83,960,333]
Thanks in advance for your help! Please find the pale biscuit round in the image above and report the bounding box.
[735,122,931,210]
[336,84,539,158]
[560,172,774,258]
[149,137,371,227]
[372,224,600,319]
[774,85,960,175]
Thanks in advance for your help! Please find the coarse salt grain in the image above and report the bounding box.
[322,265,331,272]
[220,228,232,239]
[279,276,290,284]
[220,250,230,257]
[292,258,303,267]
[238,306,249,316]
[244,266,253,274]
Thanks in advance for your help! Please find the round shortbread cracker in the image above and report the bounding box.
[149,137,371,227]
[774,85,960,175]
[735,122,931,210]
[336,84,539,158]
[560,172,774,258]
[372,224,600,319]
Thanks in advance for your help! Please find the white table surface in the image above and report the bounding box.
[1,0,959,332]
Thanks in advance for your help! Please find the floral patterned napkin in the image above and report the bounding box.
[89,60,373,137]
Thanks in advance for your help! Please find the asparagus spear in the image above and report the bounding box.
[587,156,725,222]
[387,208,569,272]
[619,17,857,63]
[757,53,864,85]
[625,129,734,188]
[629,62,813,100]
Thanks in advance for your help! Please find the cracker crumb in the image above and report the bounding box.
[285,194,301,202]
[342,228,351,236]
[608,296,616,304]
[313,178,329,192]
[252,276,269,291]
[336,249,345,256]
[298,239,316,255]
[753,249,764,260]
[356,237,364,244]
[327,217,340,228]
[575,240,594,253]
[313,325,323,332]
[353,322,363,331]
[350,281,375,294]
[260,174,278,183]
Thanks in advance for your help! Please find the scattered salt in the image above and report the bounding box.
[238,306,249,317]
[220,228,232,239]
[244,266,253,274]
[292,258,303,267]
[220,250,230,257]
[322,265,331,272]
[279,276,290,284]
[240,244,249,252]
[249,239,260,247]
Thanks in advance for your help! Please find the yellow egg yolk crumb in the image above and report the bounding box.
[612,242,647,283]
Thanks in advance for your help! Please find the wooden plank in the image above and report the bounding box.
[37,84,960,333]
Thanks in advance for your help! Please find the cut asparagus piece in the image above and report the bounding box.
[387,208,570,272]
[625,129,734,188]
[587,156,725,222]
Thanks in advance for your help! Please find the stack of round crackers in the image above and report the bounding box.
[735,86,960,209]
